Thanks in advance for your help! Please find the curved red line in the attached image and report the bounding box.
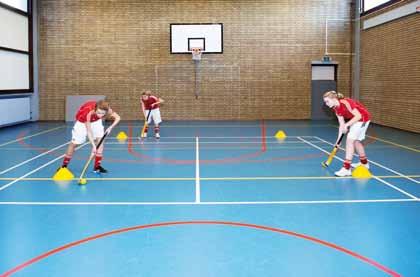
[126,121,322,164]
[16,130,322,166]
[127,121,268,165]
[0,221,400,277]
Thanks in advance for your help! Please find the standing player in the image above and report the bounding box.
[141,90,164,138]
[59,99,121,173]
[323,91,371,177]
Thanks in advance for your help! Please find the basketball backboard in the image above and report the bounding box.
[170,23,223,54]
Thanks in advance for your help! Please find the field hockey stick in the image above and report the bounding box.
[321,133,345,168]
[140,109,152,138]
[78,131,109,185]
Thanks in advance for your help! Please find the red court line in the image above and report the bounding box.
[261,119,267,152]
[15,125,322,166]
[16,130,321,166]
[0,221,401,277]
[126,121,268,164]
[126,122,322,164]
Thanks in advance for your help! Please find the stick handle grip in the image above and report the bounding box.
[141,109,152,137]
[336,133,345,146]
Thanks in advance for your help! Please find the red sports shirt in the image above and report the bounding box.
[141,96,159,110]
[333,98,371,122]
[75,101,101,123]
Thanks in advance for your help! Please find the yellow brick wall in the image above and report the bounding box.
[39,0,353,120]
[360,0,420,133]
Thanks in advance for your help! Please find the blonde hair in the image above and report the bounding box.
[323,90,344,99]
[96,100,109,111]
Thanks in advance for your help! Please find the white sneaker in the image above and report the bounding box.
[141,132,147,138]
[334,167,352,177]
[351,162,370,169]
[155,133,160,139]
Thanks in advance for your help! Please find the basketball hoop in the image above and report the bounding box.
[191,47,202,61]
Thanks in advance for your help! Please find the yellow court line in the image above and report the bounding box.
[203,175,420,180]
[366,135,420,153]
[0,177,195,181]
[1,175,419,181]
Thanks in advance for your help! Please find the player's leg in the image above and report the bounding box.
[352,122,370,168]
[334,136,355,177]
[92,120,107,173]
[152,109,162,139]
[334,122,365,177]
[60,121,86,169]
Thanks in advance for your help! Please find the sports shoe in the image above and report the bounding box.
[56,165,67,172]
[334,167,352,177]
[93,165,108,174]
[351,162,370,169]
[155,133,160,139]
[141,132,147,138]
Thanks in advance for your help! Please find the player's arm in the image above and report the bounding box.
[141,101,147,118]
[151,96,164,107]
[336,114,346,144]
[105,109,121,134]
[85,111,96,150]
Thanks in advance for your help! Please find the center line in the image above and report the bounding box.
[196,136,201,203]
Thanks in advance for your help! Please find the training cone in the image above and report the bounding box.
[53,167,75,181]
[352,165,372,179]
[275,130,287,139]
[116,131,128,140]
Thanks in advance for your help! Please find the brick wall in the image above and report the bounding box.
[360,0,420,133]
[39,0,353,120]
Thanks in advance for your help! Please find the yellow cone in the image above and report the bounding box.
[352,165,372,179]
[116,131,128,140]
[275,130,287,139]
[53,167,75,181]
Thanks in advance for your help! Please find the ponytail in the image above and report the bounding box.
[323,90,344,99]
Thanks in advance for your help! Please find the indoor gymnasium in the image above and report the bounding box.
[0,0,419,276]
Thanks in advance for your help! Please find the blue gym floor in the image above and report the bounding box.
[0,120,419,277]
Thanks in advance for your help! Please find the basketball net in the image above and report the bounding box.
[192,47,202,61]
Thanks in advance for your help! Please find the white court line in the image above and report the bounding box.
[118,125,334,128]
[0,198,416,206]
[315,136,420,185]
[108,136,315,139]
[0,142,71,175]
[5,144,417,150]
[106,141,324,145]
[102,146,329,151]
[298,137,418,200]
[0,126,64,147]
[195,137,200,203]
[0,143,89,192]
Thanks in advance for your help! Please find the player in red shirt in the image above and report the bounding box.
[141,90,164,138]
[323,91,371,177]
[59,100,121,173]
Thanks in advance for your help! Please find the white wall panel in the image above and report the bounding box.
[0,0,27,12]
[0,50,29,90]
[0,7,29,51]
[0,97,30,126]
